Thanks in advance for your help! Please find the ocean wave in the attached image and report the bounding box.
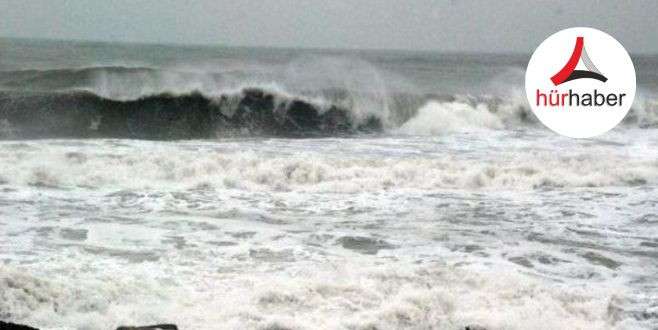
[1,141,656,191]
[0,66,163,97]
[0,65,657,139]
[0,65,282,97]
[0,88,382,139]
[0,87,522,139]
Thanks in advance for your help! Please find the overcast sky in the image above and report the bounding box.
[1,0,657,53]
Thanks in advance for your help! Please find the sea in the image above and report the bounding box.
[0,38,657,330]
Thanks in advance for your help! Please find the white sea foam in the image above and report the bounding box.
[0,260,639,330]
[397,101,505,134]
[2,41,658,330]
[1,136,656,329]
[0,138,655,192]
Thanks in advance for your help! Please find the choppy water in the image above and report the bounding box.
[0,39,657,329]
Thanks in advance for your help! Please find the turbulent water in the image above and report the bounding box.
[0,38,657,330]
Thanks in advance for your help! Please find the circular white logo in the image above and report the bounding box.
[525,27,636,138]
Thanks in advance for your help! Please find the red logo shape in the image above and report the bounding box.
[551,37,607,86]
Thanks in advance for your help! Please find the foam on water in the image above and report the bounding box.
[1,134,657,329]
[0,260,639,330]
[1,39,657,329]
[0,135,656,192]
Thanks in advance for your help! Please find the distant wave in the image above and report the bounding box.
[0,66,160,92]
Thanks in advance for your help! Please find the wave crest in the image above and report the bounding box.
[1,64,657,139]
[0,88,382,139]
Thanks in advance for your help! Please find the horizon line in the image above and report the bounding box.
[4,35,657,57]
[0,35,537,56]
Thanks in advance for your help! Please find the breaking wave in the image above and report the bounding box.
[0,88,383,139]
[1,140,656,191]
[0,65,656,139]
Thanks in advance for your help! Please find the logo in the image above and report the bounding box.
[525,27,636,138]
[551,37,607,85]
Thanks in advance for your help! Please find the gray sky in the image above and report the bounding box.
[1,0,657,53]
